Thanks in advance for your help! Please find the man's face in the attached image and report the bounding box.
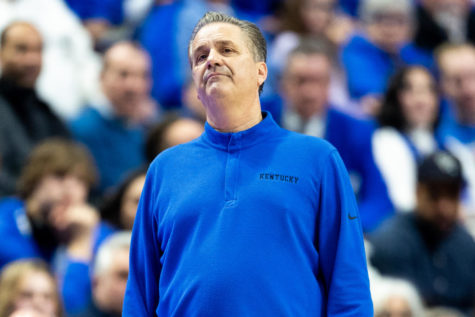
[366,11,412,54]
[0,24,42,88]
[14,271,58,316]
[398,67,438,129]
[101,48,151,118]
[120,175,146,230]
[439,48,475,123]
[189,23,267,108]
[416,182,460,233]
[94,248,130,314]
[27,174,88,232]
[282,53,331,119]
[300,0,336,35]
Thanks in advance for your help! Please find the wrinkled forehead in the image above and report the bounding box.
[189,22,251,56]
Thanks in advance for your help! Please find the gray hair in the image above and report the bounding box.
[188,11,267,94]
[359,0,414,24]
[93,231,132,277]
[285,36,335,68]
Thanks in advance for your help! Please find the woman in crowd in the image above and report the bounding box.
[373,65,442,212]
[0,260,63,317]
[101,169,147,231]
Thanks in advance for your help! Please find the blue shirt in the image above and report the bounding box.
[64,0,124,25]
[69,106,146,193]
[123,112,373,316]
[437,106,475,147]
[341,34,434,100]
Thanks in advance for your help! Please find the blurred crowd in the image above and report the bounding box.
[0,0,475,316]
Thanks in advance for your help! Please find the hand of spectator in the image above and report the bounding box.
[325,14,354,46]
[130,98,159,126]
[50,203,99,261]
[360,94,383,117]
[26,176,67,223]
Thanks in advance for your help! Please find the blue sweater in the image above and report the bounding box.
[70,107,146,193]
[123,112,373,316]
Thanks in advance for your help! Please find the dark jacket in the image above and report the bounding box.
[0,78,69,197]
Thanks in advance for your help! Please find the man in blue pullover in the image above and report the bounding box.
[123,12,373,316]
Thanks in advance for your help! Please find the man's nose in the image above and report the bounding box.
[206,49,222,68]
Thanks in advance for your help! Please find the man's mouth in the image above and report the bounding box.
[204,72,228,84]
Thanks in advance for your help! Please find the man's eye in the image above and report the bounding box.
[223,48,233,53]
[196,54,207,63]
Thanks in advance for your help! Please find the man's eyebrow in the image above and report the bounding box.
[193,40,238,54]
[192,45,207,57]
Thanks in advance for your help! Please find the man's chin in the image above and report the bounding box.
[205,85,229,99]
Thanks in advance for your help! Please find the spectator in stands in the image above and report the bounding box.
[373,66,442,212]
[100,169,147,230]
[371,277,424,317]
[436,43,475,215]
[368,151,475,313]
[0,22,69,198]
[341,0,422,116]
[74,231,131,317]
[0,138,113,314]
[268,0,354,111]
[70,41,156,195]
[144,114,204,163]
[414,0,475,54]
[0,260,63,317]
[280,38,393,231]
[436,43,475,147]
[0,0,102,119]
[64,0,154,52]
[270,0,353,70]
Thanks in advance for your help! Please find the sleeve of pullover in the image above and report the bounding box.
[317,150,373,316]
[123,164,161,316]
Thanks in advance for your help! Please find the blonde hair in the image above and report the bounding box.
[0,259,63,317]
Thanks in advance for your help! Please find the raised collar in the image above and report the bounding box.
[202,111,281,151]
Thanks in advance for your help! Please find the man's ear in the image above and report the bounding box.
[257,61,268,88]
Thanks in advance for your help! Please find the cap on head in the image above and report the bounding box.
[417,151,463,185]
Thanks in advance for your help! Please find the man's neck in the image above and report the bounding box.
[205,98,263,133]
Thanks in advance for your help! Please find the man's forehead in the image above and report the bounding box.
[442,49,475,72]
[191,23,247,51]
[288,53,331,71]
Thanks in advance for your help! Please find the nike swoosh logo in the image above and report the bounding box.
[348,214,358,220]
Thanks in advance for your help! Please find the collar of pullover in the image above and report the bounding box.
[202,111,280,151]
